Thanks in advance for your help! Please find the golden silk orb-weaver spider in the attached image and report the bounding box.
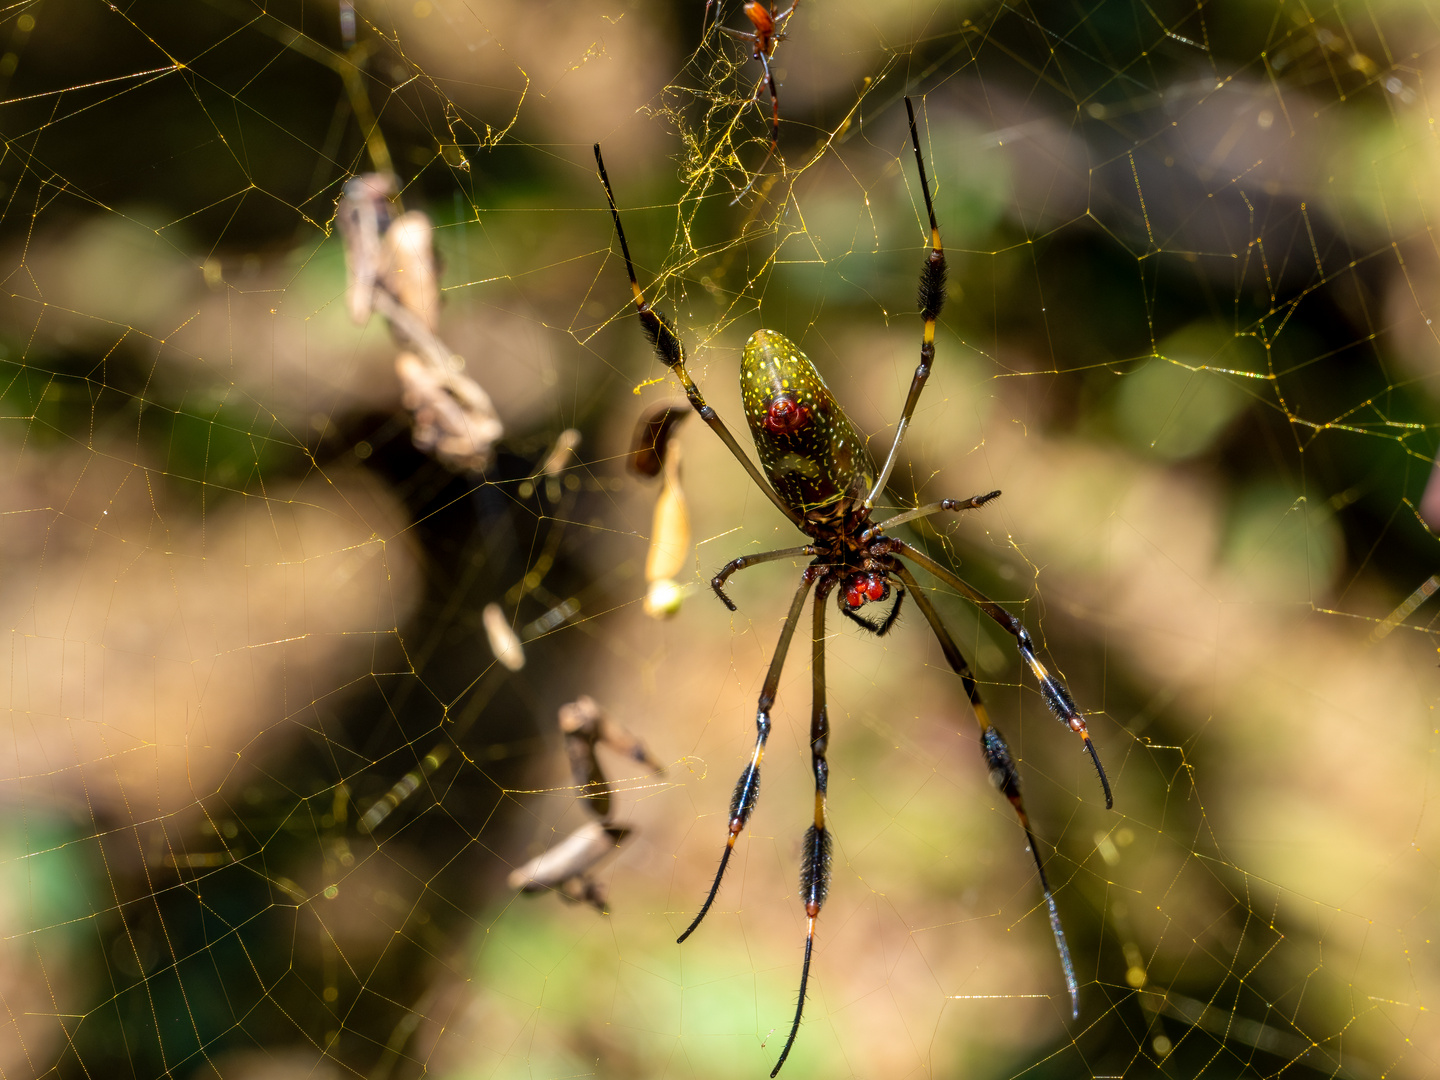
[593,97,1112,1076]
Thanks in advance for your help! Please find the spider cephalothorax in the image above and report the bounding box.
[595,98,1112,1077]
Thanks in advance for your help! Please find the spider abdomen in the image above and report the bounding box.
[740,329,875,514]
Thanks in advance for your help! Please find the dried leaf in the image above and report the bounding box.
[629,400,690,477]
[506,820,629,894]
[336,173,397,326]
[380,211,441,333]
[481,601,525,671]
[395,352,503,473]
[644,443,690,617]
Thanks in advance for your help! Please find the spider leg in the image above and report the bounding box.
[893,563,1079,1019]
[594,145,803,528]
[713,544,818,611]
[771,583,833,1077]
[758,42,780,150]
[837,579,905,636]
[894,540,1113,809]
[980,725,1078,1018]
[677,568,817,943]
[865,491,1002,541]
[866,97,948,509]
[727,46,781,205]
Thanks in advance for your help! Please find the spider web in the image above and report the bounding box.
[0,0,1434,1078]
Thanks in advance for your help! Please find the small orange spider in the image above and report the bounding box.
[707,2,800,195]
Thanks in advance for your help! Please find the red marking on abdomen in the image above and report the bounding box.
[764,394,810,435]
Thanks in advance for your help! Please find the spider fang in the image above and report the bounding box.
[843,570,890,609]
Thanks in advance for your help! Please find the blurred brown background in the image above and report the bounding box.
[0,0,1436,1077]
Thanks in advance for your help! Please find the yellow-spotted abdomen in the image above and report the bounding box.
[740,329,875,513]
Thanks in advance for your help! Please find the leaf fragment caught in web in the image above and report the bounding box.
[337,172,502,471]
